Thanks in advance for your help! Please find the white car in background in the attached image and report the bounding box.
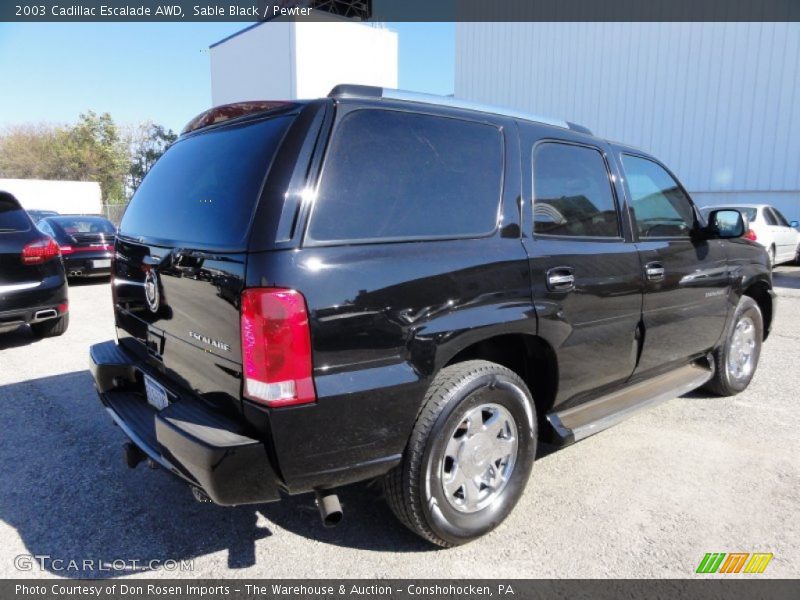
[701,204,800,267]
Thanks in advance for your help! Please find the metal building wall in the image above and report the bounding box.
[455,23,800,217]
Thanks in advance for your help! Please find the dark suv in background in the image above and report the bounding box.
[0,192,69,338]
[90,86,773,547]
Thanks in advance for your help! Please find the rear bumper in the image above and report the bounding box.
[0,275,67,332]
[89,340,281,506]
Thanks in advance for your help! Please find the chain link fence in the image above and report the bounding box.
[102,203,128,226]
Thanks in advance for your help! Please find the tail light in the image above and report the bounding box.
[21,237,60,265]
[57,302,69,314]
[744,229,757,241]
[240,288,315,407]
[60,244,114,255]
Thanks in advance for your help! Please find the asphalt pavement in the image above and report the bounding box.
[0,268,798,579]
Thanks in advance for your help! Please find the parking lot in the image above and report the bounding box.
[0,268,798,579]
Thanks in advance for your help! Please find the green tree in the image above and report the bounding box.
[0,111,136,205]
[127,122,177,193]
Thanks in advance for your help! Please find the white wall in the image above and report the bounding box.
[210,20,397,105]
[210,23,293,105]
[455,23,800,220]
[293,22,397,98]
[0,179,102,214]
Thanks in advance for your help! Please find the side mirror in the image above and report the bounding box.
[707,209,745,239]
[791,220,799,228]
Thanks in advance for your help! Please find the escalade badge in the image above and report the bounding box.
[144,269,160,313]
[189,331,231,352]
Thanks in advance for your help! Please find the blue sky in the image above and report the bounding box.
[0,22,454,133]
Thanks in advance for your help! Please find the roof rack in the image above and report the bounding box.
[328,84,592,135]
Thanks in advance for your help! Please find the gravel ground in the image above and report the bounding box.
[0,268,798,579]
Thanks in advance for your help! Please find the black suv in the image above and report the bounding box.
[90,86,774,547]
[0,192,69,338]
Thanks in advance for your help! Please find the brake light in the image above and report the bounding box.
[57,302,69,314]
[59,244,114,255]
[240,288,315,407]
[21,237,60,265]
[744,229,757,241]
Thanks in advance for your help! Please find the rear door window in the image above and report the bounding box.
[770,207,790,227]
[119,115,293,249]
[0,195,31,232]
[307,109,504,243]
[532,142,620,238]
[763,208,778,226]
[621,154,695,238]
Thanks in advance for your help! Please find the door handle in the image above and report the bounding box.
[645,262,665,281]
[546,267,575,292]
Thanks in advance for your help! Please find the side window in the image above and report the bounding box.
[762,208,777,226]
[621,154,696,238]
[532,142,620,237]
[771,207,790,227]
[307,110,503,243]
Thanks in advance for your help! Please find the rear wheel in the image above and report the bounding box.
[704,297,762,396]
[30,313,69,338]
[383,360,536,547]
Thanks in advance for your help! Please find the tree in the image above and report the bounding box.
[0,111,172,205]
[126,122,177,193]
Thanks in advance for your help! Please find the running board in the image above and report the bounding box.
[546,360,714,445]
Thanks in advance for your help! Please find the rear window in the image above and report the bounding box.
[119,116,293,248]
[52,217,115,234]
[307,109,503,243]
[0,194,31,232]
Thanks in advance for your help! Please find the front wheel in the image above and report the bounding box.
[704,296,762,396]
[383,360,536,547]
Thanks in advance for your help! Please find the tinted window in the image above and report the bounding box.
[621,155,695,238]
[120,116,293,248]
[763,208,778,226]
[0,194,31,232]
[307,110,503,242]
[533,143,619,237]
[52,217,115,234]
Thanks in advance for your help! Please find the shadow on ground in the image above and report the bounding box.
[0,371,440,578]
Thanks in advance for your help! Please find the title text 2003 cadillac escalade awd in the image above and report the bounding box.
[90,85,774,547]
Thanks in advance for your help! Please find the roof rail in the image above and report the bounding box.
[328,84,592,134]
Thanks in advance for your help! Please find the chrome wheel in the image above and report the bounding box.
[441,403,518,513]
[727,316,756,382]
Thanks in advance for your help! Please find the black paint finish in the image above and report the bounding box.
[91,96,774,503]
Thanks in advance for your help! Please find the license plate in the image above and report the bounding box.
[92,259,111,268]
[144,374,169,411]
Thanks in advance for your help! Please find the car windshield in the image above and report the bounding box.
[52,217,116,234]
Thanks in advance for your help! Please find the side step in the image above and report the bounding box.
[547,360,714,445]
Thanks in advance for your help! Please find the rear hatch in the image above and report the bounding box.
[114,112,297,412]
[0,196,43,290]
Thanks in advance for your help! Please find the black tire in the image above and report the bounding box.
[30,313,69,338]
[384,360,536,547]
[704,297,762,396]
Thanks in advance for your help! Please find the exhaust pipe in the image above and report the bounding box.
[33,309,58,321]
[69,270,83,277]
[123,442,145,469]
[314,491,343,527]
